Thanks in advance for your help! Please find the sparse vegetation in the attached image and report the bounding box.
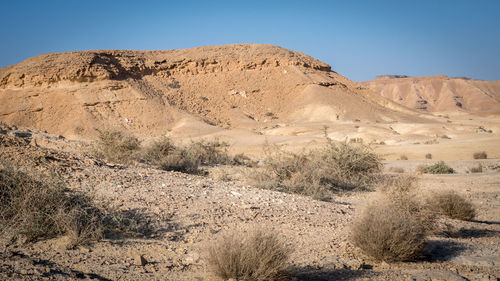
[0,163,103,247]
[206,228,291,281]
[429,191,476,221]
[425,153,432,159]
[0,162,151,248]
[94,130,240,174]
[473,151,487,159]
[94,129,141,164]
[399,155,408,160]
[186,139,231,165]
[419,161,455,174]
[252,140,382,199]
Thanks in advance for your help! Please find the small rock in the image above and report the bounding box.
[77,246,90,253]
[231,191,242,197]
[185,252,200,265]
[134,255,148,266]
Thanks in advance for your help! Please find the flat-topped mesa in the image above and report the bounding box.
[0,44,331,88]
[374,75,410,80]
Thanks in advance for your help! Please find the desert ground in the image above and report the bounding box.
[0,44,499,280]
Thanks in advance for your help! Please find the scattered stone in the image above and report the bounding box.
[134,255,148,266]
[184,252,200,265]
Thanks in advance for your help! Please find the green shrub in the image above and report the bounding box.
[425,153,432,159]
[421,161,455,174]
[206,228,291,281]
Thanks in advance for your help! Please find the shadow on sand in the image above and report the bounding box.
[291,265,374,281]
[423,240,467,262]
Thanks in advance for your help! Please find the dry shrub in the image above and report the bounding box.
[231,153,253,166]
[351,199,426,262]
[158,150,200,174]
[425,153,432,159]
[0,163,103,246]
[94,129,140,164]
[473,151,487,159]
[388,167,405,173]
[420,161,454,174]
[141,137,177,166]
[0,162,147,248]
[378,176,436,232]
[55,199,104,249]
[253,141,381,199]
[429,191,475,221]
[141,138,233,173]
[352,176,436,262]
[94,130,244,173]
[468,164,483,173]
[142,137,199,173]
[399,155,408,160]
[206,228,291,281]
[186,139,231,165]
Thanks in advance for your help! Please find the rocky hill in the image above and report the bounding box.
[0,44,423,139]
[360,75,500,115]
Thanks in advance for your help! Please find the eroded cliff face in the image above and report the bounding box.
[0,44,421,139]
[0,44,332,89]
[361,75,500,115]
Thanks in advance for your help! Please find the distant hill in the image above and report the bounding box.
[0,44,422,139]
[360,75,500,115]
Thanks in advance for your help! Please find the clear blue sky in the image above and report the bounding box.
[1,0,499,81]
